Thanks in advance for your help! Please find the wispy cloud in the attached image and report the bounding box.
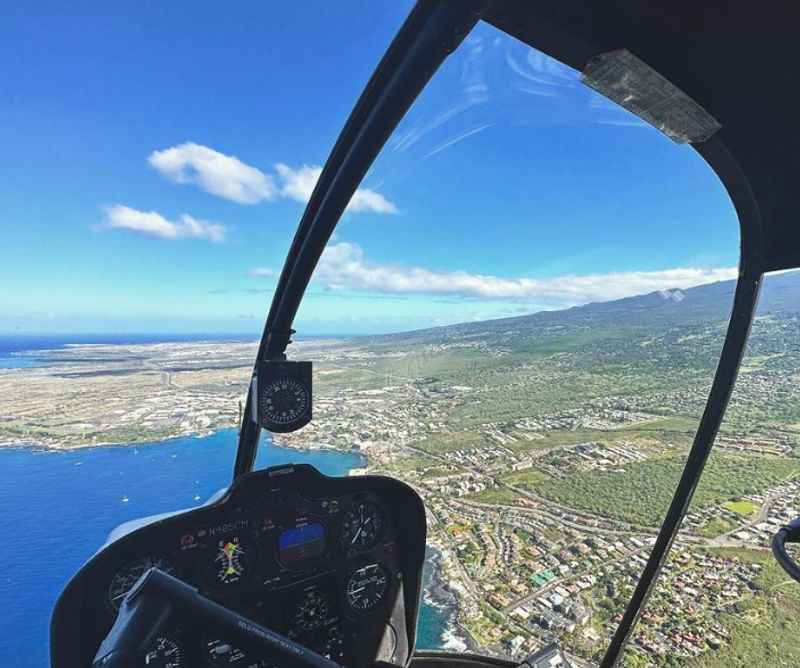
[264,242,739,306]
[104,205,226,242]
[515,86,559,98]
[588,91,648,127]
[149,143,397,214]
[391,97,487,153]
[595,118,649,128]
[390,36,490,154]
[506,48,577,97]
[247,267,275,277]
[274,163,397,214]
[148,143,275,204]
[424,123,493,159]
[505,43,651,129]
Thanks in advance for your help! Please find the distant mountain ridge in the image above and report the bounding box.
[370,271,800,344]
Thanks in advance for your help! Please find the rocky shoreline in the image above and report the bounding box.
[422,546,478,652]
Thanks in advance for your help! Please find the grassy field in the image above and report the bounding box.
[504,453,798,526]
[696,516,735,538]
[724,499,761,517]
[414,430,493,454]
[468,486,523,506]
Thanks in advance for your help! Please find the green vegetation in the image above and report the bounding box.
[384,454,440,473]
[468,486,521,506]
[506,453,798,526]
[688,549,800,668]
[415,430,493,454]
[504,468,550,488]
[724,499,761,517]
[696,516,735,538]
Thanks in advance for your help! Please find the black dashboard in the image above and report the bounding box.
[51,464,427,668]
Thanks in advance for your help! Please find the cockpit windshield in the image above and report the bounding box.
[2,4,800,668]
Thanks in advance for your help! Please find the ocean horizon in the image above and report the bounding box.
[0,333,363,370]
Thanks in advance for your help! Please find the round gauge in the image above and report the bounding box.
[107,555,176,611]
[346,563,390,613]
[293,589,329,631]
[257,377,310,426]
[143,636,183,668]
[340,501,384,550]
[213,537,250,586]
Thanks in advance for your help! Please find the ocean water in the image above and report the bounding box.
[0,429,449,666]
[0,334,256,369]
[416,550,463,651]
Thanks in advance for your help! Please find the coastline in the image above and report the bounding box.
[0,410,461,653]
[421,546,477,652]
[0,432,366,668]
[0,421,366,456]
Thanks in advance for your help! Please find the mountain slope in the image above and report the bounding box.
[368,270,800,348]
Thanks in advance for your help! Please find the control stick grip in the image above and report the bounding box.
[92,568,343,668]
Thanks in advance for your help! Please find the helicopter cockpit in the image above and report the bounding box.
[50,1,800,667]
[51,462,427,668]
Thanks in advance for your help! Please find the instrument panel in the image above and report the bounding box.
[51,464,427,668]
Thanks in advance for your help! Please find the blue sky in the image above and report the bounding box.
[0,2,740,335]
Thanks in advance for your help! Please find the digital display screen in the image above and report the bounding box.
[278,523,325,566]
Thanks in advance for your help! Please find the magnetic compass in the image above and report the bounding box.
[251,360,312,432]
[258,377,310,426]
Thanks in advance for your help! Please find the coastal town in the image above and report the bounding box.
[282,359,800,666]
[3,280,800,667]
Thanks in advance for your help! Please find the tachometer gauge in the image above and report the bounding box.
[214,537,249,586]
[340,501,384,550]
[346,563,389,613]
[144,636,182,667]
[107,555,176,612]
[293,589,330,630]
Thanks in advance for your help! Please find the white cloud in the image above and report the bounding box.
[148,143,397,214]
[148,143,275,204]
[295,242,738,306]
[248,267,275,277]
[348,188,398,214]
[274,163,320,203]
[104,205,226,242]
[274,163,398,214]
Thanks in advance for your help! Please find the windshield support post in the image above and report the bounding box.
[233,0,483,480]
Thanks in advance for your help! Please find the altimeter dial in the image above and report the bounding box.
[341,501,384,550]
[346,563,389,613]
